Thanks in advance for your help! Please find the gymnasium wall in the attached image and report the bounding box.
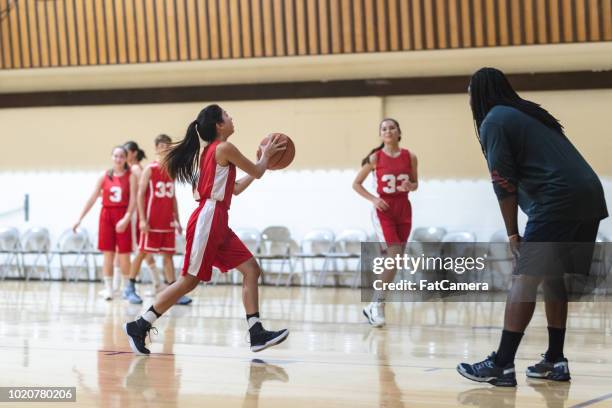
[1,88,611,177]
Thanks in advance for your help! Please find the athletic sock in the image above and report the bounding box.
[140,306,162,326]
[545,327,566,362]
[103,276,113,292]
[247,312,262,334]
[495,330,524,367]
[122,276,130,289]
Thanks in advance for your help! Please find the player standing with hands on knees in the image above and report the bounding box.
[122,135,192,306]
[353,118,418,327]
[124,104,290,355]
[73,146,138,300]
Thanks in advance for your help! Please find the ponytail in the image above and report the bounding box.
[163,104,224,185]
[361,143,384,166]
[124,141,147,163]
[163,122,201,185]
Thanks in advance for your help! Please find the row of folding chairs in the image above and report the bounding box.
[0,227,189,281]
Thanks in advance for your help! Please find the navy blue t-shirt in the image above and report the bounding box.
[480,105,608,222]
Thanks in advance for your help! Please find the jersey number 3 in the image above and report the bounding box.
[381,174,410,194]
[109,186,122,203]
[154,181,175,198]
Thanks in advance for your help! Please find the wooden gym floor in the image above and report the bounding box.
[0,281,610,408]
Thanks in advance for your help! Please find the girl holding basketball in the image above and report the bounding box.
[73,146,138,300]
[125,104,289,355]
[353,118,418,327]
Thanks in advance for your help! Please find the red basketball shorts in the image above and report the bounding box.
[182,200,252,282]
[372,197,412,246]
[139,231,175,254]
[98,206,132,253]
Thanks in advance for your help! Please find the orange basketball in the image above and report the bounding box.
[256,133,295,170]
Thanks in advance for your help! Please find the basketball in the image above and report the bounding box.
[257,133,295,170]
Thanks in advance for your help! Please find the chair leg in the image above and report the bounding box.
[285,258,296,287]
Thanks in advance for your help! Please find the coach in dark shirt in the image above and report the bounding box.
[457,67,608,387]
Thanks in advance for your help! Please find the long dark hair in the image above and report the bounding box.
[163,104,224,185]
[124,140,146,162]
[469,67,564,140]
[107,146,129,180]
[361,118,402,166]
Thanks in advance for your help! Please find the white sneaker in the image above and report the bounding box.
[363,302,385,327]
[99,289,113,301]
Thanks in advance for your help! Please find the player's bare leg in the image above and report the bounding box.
[236,257,289,352]
[162,254,192,305]
[364,244,404,327]
[124,274,199,355]
[100,252,115,301]
[123,251,146,304]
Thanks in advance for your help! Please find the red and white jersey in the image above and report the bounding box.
[194,141,236,209]
[374,148,413,198]
[101,170,131,208]
[145,161,175,232]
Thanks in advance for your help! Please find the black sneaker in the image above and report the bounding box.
[457,352,517,387]
[249,326,289,352]
[124,319,156,356]
[526,354,571,381]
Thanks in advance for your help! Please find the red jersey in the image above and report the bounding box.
[101,169,131,208]
[144,162,175,232]
[193,141,236,209]
[374,148,413,198]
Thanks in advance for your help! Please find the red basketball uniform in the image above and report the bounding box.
[139,162,176,254]
[98,170,132,253]
[182,141,253,281]
[371,148,413,245]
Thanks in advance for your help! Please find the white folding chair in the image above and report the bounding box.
[56,228,94,281]
[258,226,295,286]
[334,229,368,288]
[0,227,22,279]
[21,227,52,280]
[296,228,335,287]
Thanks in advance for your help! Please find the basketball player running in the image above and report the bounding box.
[123,135,192,306]
[124,104,289,354]
[73,146,137,300]
[125,141,165,296]
[457,67,608,386]
[353,118,418,327]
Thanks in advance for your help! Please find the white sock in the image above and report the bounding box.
[112,268,121,290]
[122,276,130,289]
[247,316,260,330]
[104,277,113,292]
[142,309,159,325]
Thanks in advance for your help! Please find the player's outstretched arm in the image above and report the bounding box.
[73,173,105,232]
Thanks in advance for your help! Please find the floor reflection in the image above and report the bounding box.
[242,359,289,408]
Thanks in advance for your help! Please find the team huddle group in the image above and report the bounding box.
[74,68,608,389]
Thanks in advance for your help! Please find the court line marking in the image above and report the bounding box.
[569,392,612,408]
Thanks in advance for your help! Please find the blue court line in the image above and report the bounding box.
[569,392,612,408]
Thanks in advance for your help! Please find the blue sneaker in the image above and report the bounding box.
[123,282,143,305]
[526,354,571,381]
[457,352,517,387]
[175,295,192,305]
